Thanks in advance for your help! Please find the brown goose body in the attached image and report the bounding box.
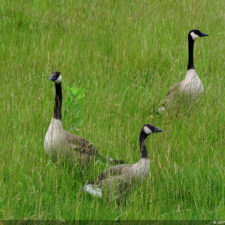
[44,118,100,162]
[83,124,162,198]
[160,69,204,111]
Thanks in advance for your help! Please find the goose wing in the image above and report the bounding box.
[66,132,100,156]
[166,82,181,99]
[66,131,125,164]
[162,81,181,106]
[98,164,131,181]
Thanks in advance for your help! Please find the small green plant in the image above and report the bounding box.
[64,85,86,131]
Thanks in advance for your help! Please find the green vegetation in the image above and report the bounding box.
[0,0,224,220]
[64,85,86,132]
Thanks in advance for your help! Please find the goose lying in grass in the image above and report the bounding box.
[158,29,209,113]
[44,71,124,164]
[83,124,162,198]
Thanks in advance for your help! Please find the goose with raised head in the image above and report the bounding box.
[44,71,124,164]
[83,124,162,198]
[158,29,209,112]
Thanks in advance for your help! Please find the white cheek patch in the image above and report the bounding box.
[190,32,199,40]
[55,75,62,83]
[143,126,152,134]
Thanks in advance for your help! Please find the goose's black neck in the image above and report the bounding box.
[139,132,149,158]
[54,83,62,120]
[187,36,195,70]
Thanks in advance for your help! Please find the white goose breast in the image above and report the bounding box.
[180,69,204,95]
[44,118,64,154]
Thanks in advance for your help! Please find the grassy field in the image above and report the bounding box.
[0,0,224,220]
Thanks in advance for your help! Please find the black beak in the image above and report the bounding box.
[154,127,162,133]
[49,74,57,81]
[200,32,209,37]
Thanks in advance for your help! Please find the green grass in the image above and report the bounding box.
[0,0,224,220]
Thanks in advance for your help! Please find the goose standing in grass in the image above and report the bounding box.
[158,29,209,112]
[83,124,162,198]
[44,71,124,164]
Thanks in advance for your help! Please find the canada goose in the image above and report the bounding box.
[83,124,162,198]
[158,29,209,112]
[44,71,124,164]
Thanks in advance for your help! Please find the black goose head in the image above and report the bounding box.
[49,71,62,84]
[188,30,209,41]
[141,124,162,136]
[139,124,162,158]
